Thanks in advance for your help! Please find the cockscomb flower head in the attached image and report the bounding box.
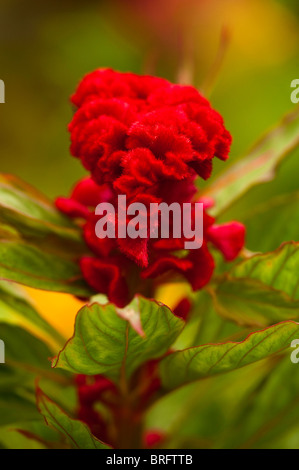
[69,69,231,197]
[56,69,245,306]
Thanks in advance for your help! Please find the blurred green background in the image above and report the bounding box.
[0,0,298,210]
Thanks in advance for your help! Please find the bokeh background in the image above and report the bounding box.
[0,0,299,333]
[1,0,299,195]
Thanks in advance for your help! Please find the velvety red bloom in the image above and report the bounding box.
[69,69,231,191]
[76,374,116,405]
[80,256,130,307]
[75,374,116,443]
[56,177,113,219]
[57,177,245,306]
[173,298,192,321]
[207,222,245,261]
[56,70,245,307]
[144,431,165,448]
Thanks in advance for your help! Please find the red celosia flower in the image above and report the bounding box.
[144,431,165,448]
[56,177,245,306]
[69,69,231,190]
[75,374,116,443]
[56,69,245,306]
[75,363,164,446]
[173,298,192,321]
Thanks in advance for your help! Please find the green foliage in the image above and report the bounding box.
[0,174,93,296]
[242,192,299,253]
[230,242,299,298]
[159,321,299,390]
[37,388,110,449]
[0,174,85,255]
[0,240,93,296]
[53,296,184,382]
[0,280,63,347]
[1,82,299,448]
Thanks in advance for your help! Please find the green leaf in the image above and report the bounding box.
[53,296,184,384]
[0,392,40,427]
[0,280,63,348]
[160,321,299,390]
[0,174,85,256]
[230,241,299,300]
[240,192,299,253]
[0,240,93,297]
[0,324,68,390]
[37,388,110,449]
[0,174,93,297]
[201,106,299,216]
[222,355,299,448]
[207,242,299,327]
[0,324,69,425]
[0,421,62,449]
[190,290,246,346]
[207,278,299,327]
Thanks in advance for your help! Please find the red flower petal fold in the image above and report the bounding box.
[207,222,246,261]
